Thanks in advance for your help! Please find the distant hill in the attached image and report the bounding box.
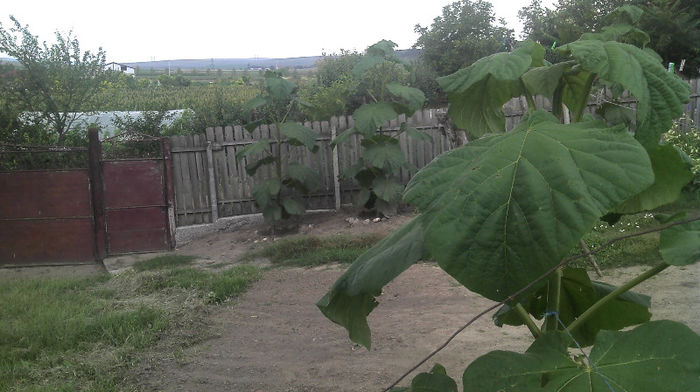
[124,49,422,71]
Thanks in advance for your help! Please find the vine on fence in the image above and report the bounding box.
[317,6,699,391]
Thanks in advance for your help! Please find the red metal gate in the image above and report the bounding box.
[0,129,175,266]
[102,159,172,255]
[0,170,95,264]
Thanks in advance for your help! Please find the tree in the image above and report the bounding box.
[519,0,700,76]
[414,0,514,76]
[0,16,108,145]
[636,0,700,77]
[318,6,699,390]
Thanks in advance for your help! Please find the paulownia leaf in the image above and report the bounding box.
[366,39,397,58]
[438,41,544,138]
[387,83,425,113]
[235,139,270,160]
[244,95,270,117]
[281,197,304,216]
[316,219,425,348]
[279,122,319,152]
[615,144,693,214]
[409,366,458,392]
[285,163,320,193]
[521,61,571,99]
[262,202,282,222]
[660,220,700,266]
[558,40,691,149]
[245,155,275,176]
[353,55,385,77]
[401,123,434,144]
[252,178,281,208]
[330,128,357,147]
[463,321,700,391]
[404,111,654,301]
[362,135,406,173]
[373,177,404,204]
[494,268,651,347]
[352,103,399,137]
[265,73,296,100]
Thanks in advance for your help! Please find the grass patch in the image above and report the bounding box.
[244,233,384,267]
[569,191,699,270]
[132,254,197,271]
[0,256,262,391]
[0,274,166,392]
[137,265,261,303]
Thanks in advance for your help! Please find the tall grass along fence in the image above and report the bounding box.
[169,78,700,227]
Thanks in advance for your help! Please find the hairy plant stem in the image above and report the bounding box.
[514,303,541,338]
[544,267,563,332]
[567,262,670,333]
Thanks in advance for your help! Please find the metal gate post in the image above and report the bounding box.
[88,128,107,260]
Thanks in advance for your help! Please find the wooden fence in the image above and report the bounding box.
[169,78,700,227]
[170,108,458,226]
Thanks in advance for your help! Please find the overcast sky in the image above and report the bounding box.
[1,0,555,63]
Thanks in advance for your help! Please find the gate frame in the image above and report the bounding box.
[89,128,176,260]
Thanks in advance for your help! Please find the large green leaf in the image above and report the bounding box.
[317,219,425,348]
[281,197,305,216]
[521,61,571,99]
[284,163,320,193]
[353,55,386,77]
[251,178,281,208]
[235,139,270,160]
[403,111,654,301]
[372,177,404,204]
[463,320,700,391]
[265,74,296,100]
[615,144,694,214]
[387,83,425,113]
[438,41,544,138]
[279,122,318,152]
[244,95,270,117]
[362,135,406,173]
[494,268,651,347]
[558,40,691,149]
[352,103,399,137]
[245,155,275,176]
[659,220,700,266]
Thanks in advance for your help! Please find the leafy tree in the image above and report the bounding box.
[236,71,320,229]
[0,16,108,145]
[331,40,431,217]
[414,0,514,76]
[519,0,700,76]
[636,0,700,77]
[299,49,410,120]
[318,7,699,391]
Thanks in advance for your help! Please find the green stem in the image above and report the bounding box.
[544,267,562,332]
[514,303,541,338]
[567,263,670,333]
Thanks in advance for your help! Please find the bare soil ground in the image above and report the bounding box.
[131,211,700,392]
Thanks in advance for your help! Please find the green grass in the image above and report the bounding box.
[137,265,261,303]
[569,192,699,269]
[132,254,197,271]
[0,256,262,391]
[0,274,166,392]
[243,233,384,267]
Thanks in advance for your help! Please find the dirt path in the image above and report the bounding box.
[137,260,700,392]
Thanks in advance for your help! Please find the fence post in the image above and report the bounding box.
[331,127,341,211]
[88,128,106,260]
[206,141,219,222]
[162,138,177,249]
